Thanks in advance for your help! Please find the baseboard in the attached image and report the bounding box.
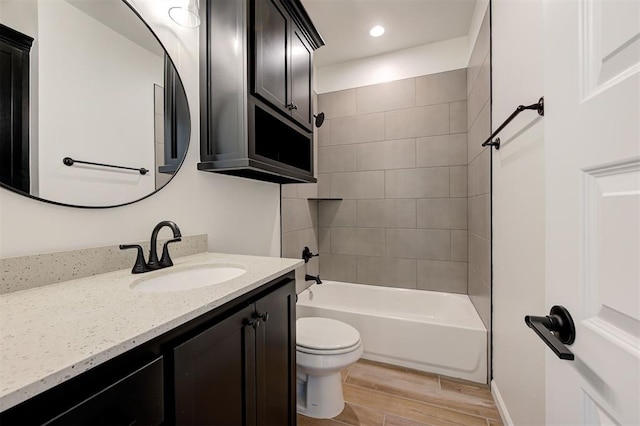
[491,379,514,426]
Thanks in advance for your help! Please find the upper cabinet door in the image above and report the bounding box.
[253,0,289,115]
[289,25,312,131]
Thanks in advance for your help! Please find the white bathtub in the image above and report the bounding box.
[296,281,487,383]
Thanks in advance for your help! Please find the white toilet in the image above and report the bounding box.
[296,317,363,419]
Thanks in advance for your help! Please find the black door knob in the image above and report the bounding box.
[525,305,576,360]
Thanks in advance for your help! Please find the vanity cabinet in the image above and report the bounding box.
[173,281,296,425]
[0,354,165,425]
[198,0,323,184]
[0,273,296,426]
[47,357,164,425]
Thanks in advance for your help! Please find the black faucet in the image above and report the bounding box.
[305,274,322,284]
[147,221,182,270]
[120,221,182,274]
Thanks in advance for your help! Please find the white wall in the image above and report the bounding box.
[491,0,546,424]
[315,36,468,94]
[37,0,162,205]
[466,0,490,62]
[0,0,281,259]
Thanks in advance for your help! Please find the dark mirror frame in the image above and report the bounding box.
[0,0,191,209]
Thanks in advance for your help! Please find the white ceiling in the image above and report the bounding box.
[301,0,477,68]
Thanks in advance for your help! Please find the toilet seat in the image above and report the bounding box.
[296,317,361,355]
[296,341,361,355]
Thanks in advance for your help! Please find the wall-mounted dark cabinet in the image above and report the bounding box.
[198,0,323,184]
[253,0,313,131]
[0,273,296,425]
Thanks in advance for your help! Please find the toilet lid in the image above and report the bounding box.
[296,317,361,351]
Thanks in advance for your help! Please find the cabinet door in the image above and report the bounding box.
[253,0,289,115]
[289,24,313,131]
[255,280,296,425]
[173,305,256,425]
[49,357,164,425]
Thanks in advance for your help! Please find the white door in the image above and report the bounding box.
[543,0,640,424]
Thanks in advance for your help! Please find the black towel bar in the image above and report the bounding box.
[482,97,544,150]
[63,157,148,175]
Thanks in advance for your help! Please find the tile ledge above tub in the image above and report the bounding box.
[0,234,208,294]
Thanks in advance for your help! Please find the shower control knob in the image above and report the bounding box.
[302,246,319,263]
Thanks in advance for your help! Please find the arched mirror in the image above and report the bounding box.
[0,0,190,208]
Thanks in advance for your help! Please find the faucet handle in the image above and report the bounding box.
[119,244,149,274]
[159,238,182,268]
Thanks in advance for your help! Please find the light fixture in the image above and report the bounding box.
[169,0,200,28]
[369,25,385,37]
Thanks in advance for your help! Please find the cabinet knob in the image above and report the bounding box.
[286,103,298,111]
[243,318,260,329]
[256,311,270,322]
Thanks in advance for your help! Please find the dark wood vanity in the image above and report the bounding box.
[0,272,296,425]
[198,0,324,184]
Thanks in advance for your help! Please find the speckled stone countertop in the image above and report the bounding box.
[0,252,303,412]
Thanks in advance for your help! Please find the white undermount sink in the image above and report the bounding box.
[131,264,247,293]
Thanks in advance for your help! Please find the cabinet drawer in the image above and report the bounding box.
[46,357,164,425]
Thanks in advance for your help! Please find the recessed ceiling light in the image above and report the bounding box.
[369,26,385,37]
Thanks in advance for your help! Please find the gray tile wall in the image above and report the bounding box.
[280,93,320,294]
[281,182,319,294]
[316,69,469,294]
[467,8,492,383]
[467,9,492,332]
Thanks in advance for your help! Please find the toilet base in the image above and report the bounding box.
[297,371,345,419]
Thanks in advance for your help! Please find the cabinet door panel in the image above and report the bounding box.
[290,26,312,130]
[49,357,164,426]
[255,281,296,425]
[254,0,289,114]
[174,305,256,426]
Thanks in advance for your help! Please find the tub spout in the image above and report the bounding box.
[305,274,322,284]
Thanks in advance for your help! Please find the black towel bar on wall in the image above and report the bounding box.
[482,97,544,150]
[63,157,148,175]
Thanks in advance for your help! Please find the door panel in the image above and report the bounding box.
[255,282,295,426]
[580,0,640,98]
[543,0,640,424]
[290,26,312,130]
[173,305,256,425]
[253,0,289,114]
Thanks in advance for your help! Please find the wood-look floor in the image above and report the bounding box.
[297,359,503,426]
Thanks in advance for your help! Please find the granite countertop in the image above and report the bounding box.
[0,252,303,412]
